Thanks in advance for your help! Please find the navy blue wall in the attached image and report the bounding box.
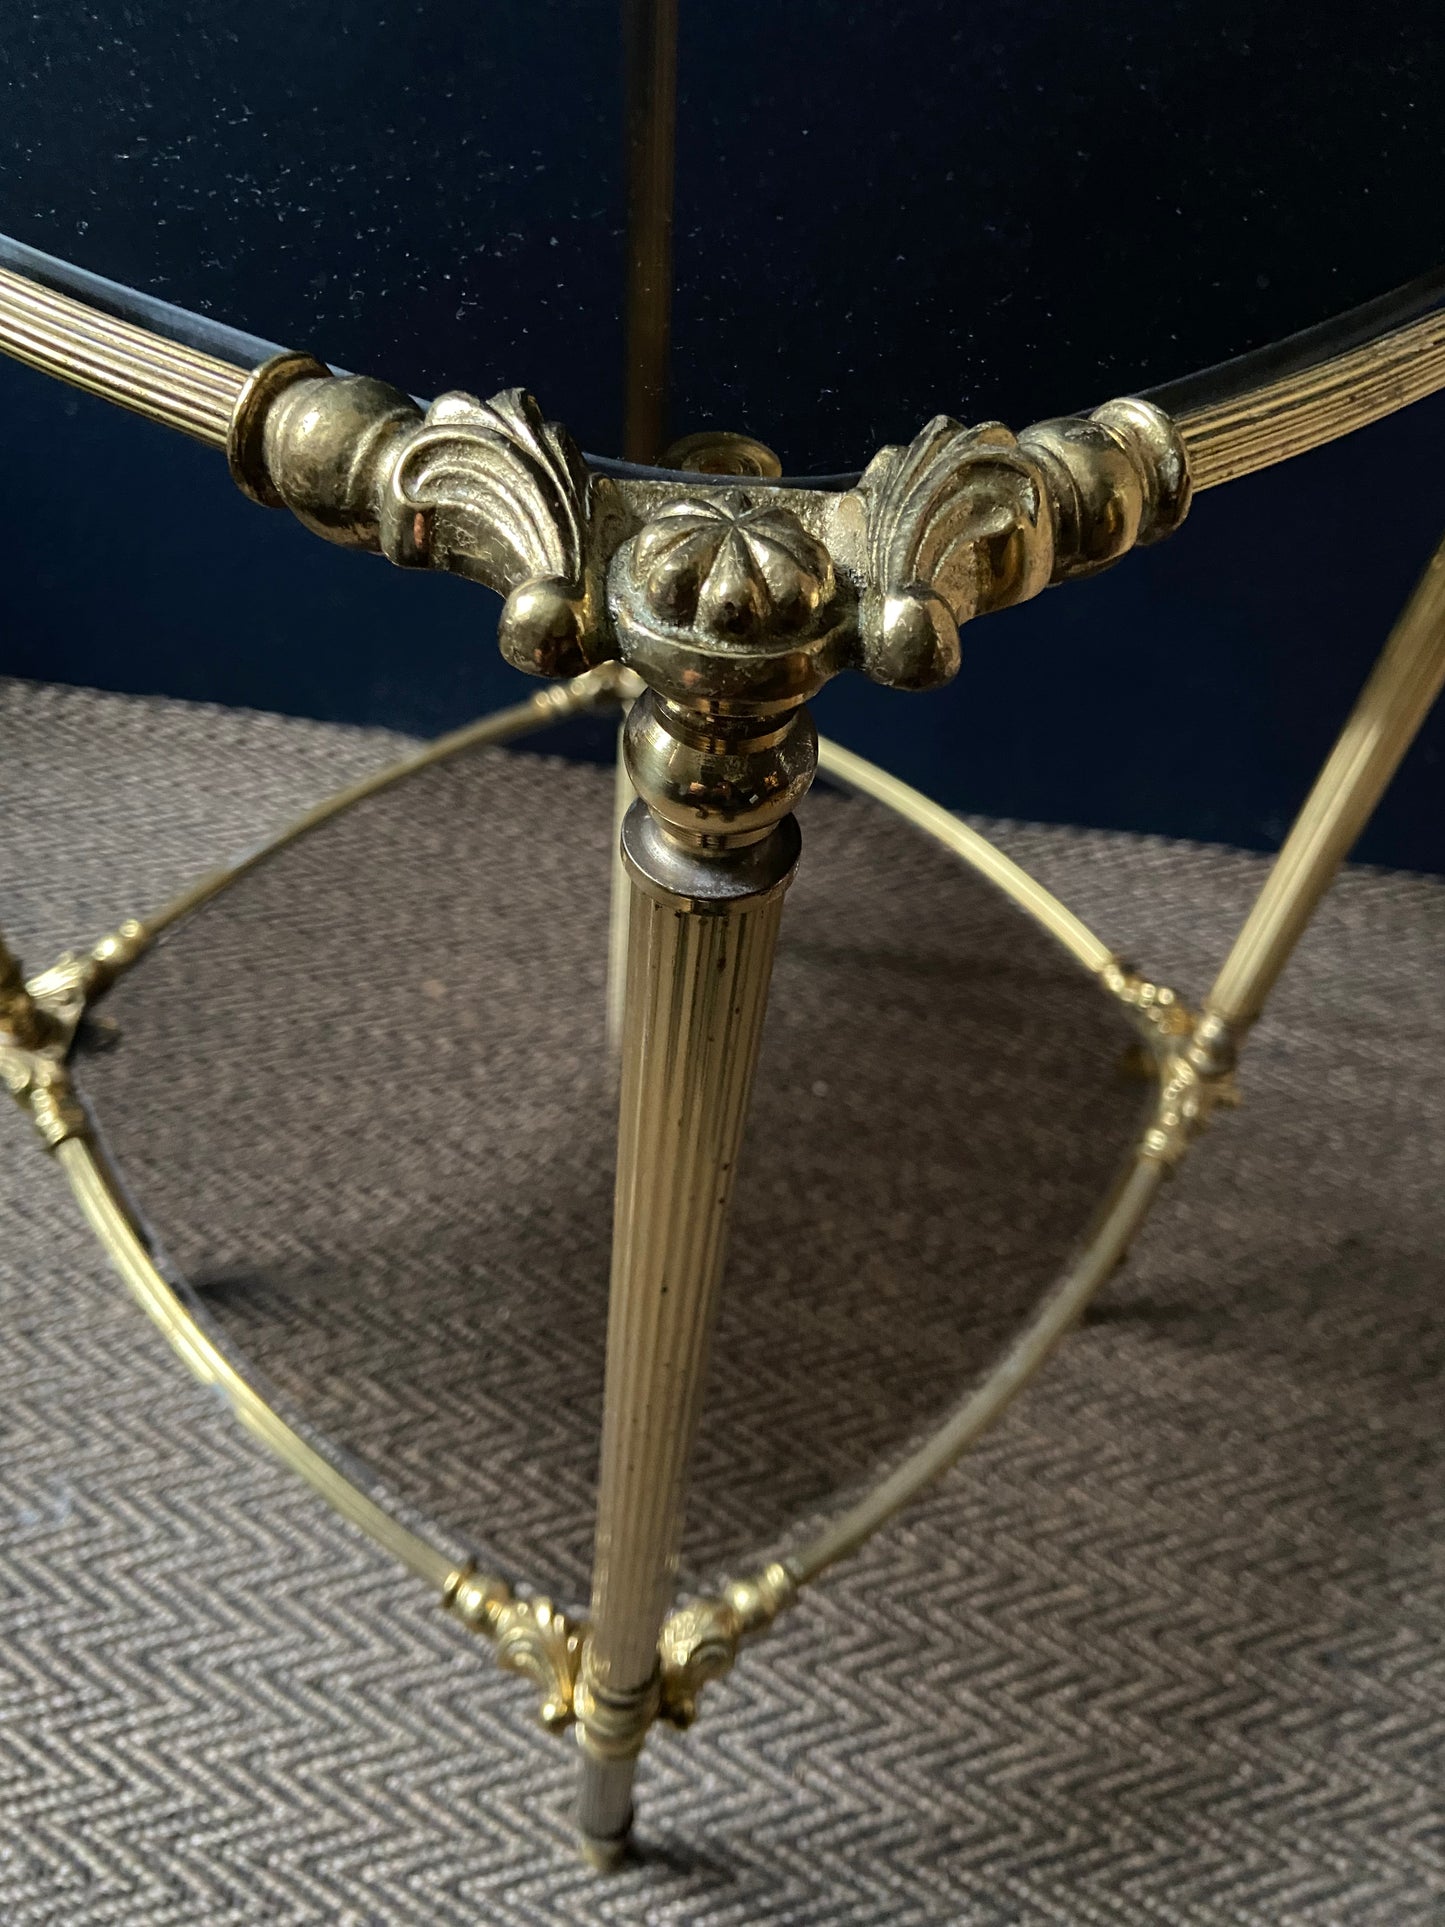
[1,350,1441,873]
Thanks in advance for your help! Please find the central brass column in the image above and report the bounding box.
[573,499,845,1861]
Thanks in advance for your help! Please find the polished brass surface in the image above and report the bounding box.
[0,921,146,1149]
[0,940,84,1148]
[0,266,245,443]
[604,672,646,1058]
[1101,963,1240,1166]
[577,792,799,1846]
[443,1567,586,1731]
[851,397,1191,688]
[14,661,1441,1851]
[231,361,1193,701]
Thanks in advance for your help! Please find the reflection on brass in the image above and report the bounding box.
[1101,961,1194,1040]
[659,430,784,477]
[854,397,1191,689]
[229,368,630,681]
[0,266,247,444]
[1179,307,1445,489]
[440,1558,794,1744]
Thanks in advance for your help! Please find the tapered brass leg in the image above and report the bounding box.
[1204,533,1445,1043]
[575,691,813,1863]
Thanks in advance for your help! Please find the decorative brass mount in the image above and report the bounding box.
[443,1559,795,1737]
[1101,962,1241,1165]
[1,924,147,1149]
[227,366,1192,703]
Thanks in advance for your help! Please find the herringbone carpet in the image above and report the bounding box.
[1,677,1441,1925]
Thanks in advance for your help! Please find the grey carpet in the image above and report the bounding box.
[1,675,1441,1925]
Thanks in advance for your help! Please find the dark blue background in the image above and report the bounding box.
[2,350,1441,874]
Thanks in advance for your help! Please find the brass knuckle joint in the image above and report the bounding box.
[0,922,148,1151]
[443,1560,795,1744]
[1102,961,1242,1167]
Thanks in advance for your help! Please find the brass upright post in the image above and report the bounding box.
[575,698,809,1859]
[1205,533,1445,1036]
[572,496,844,1863]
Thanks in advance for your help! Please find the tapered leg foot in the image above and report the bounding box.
[576,1756,635,1870]
[576,688,809,1848]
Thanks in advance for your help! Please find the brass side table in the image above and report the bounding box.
[3,7,1445,1867]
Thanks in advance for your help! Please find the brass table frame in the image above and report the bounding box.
[3,264,1444,1864]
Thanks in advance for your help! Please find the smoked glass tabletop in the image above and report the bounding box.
[4,2,1445,471]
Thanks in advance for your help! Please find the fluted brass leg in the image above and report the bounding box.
[1204,532,1445,1040]
[575,691,811,1863]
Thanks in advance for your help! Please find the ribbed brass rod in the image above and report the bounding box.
[1177,305,1445,489]
[5,262,1445,485]
[1205,532,1445,1028]
[0,265,244,445]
